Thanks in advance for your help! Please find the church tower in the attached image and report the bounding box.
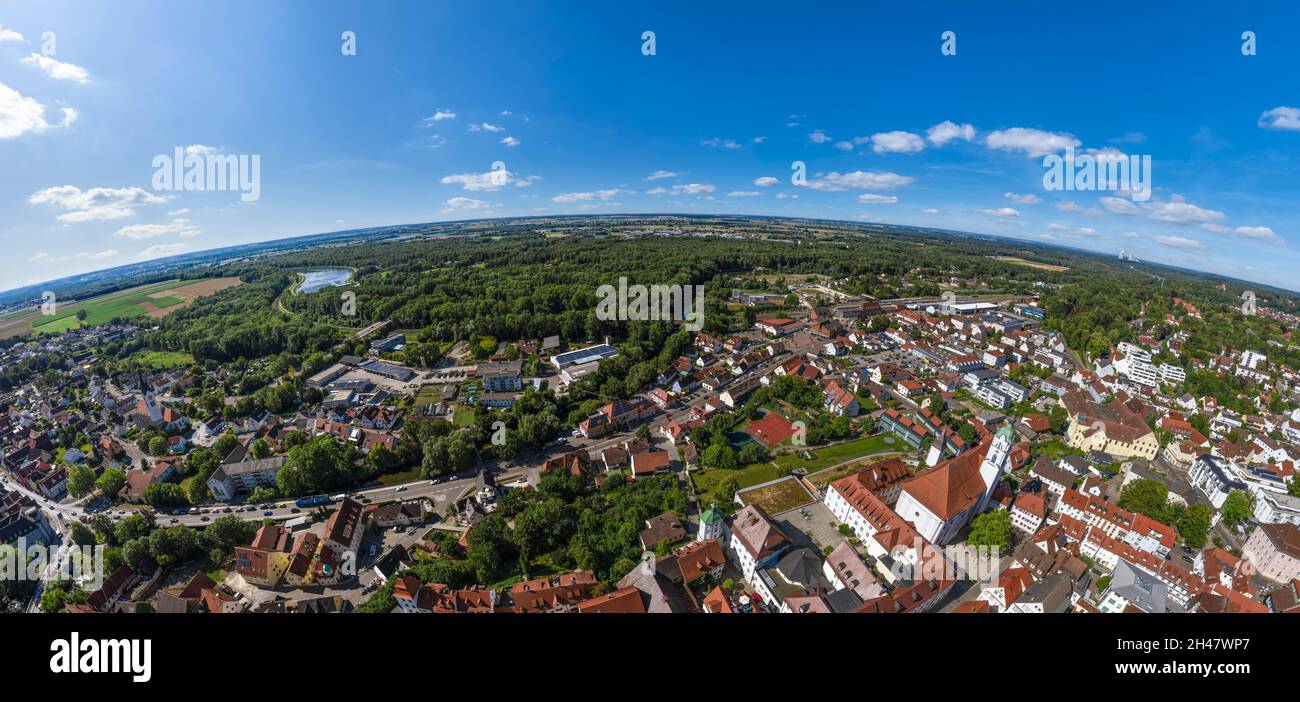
[698,504,724,542]
[925,428,947,468]
[977,423,1015,508]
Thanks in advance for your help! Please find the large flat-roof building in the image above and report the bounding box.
[551,342,618,370]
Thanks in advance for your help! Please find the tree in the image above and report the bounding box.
[95,468,126,498]
[247,486,279,503]
[717,475,740,503]
[145,482,187,508]
[1177,503,1214,548]
[968,509,1012,550]
[1118,479,1173,523]
[1221,490,1253,528]
[147,435,169,456]
[250,438,272,459]
[67,464,96,498]
[701,443,738,470]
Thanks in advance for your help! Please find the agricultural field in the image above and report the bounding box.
[991,256,1071,272]
[0,277,242,339]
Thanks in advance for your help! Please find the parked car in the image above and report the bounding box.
[263,511,274,517]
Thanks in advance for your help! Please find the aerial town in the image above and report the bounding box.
[2,220,1298,616]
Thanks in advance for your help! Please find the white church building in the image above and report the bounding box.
[893,423,1015,545]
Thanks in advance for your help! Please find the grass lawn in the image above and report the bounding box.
[773,433,897,473]
[132,350,195,369]
[693,462,781,504]
[737,477,815,514]
[413,384,441,405]
[452,406,477,426]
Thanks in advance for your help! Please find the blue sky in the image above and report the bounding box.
[2,1,1299,291]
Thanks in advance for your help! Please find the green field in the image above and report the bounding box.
[28,280,194,334]
[131,350,196,369]
[773,433,897,473]
[692,462,781,504]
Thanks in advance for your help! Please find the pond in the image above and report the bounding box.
[296,268,353,294]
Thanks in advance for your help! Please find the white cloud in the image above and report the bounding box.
[514,175,541,188]
[1099,196,1142,215]
[809,129,833,144]
[920,208,942,215]
[753,176,779,187]
[1054,201,1103,217]
[834,141,854,151]
[500,110,512,116]
[440,169,522,192]
[500,135,520,147]
[671,183,714,195]
[168,208,190,215]
[857,193,899,204]
[978,207,1020,218]
[0,81,77,139]
[22,53,91,84]
[0,25,23,43]
[470,122,504,132]
[645,187,668,196]
[88,249,118,260]
[1234,226,1281,243]
[441,196,492,213]
[727,191,762,198]
[701,137,741,149]
[644,170,678,181]
[926,121,976,146]
[1155,235,1207,253]
[870,131,925,154]
[1145,195,1225,224]
[184,144,220,156]
[137,243,188,259]
[114,218,200,239]
[425,109,456,122]
[1200,223,1231,233]
[1258,106,1300,132]
[775,192,798,200]
[27,252,48,262]
[29,185,165,222]
[552,189,625,203]
[1004,192,1040,205]
[752,136,767,144]
[985,127,1080,157]
[805,170,914,191]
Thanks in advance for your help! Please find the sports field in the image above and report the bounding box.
[0,277,243,339]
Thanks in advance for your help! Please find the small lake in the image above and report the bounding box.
[296,268,353,294]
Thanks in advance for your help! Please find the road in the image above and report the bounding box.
[162,473,479,528]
